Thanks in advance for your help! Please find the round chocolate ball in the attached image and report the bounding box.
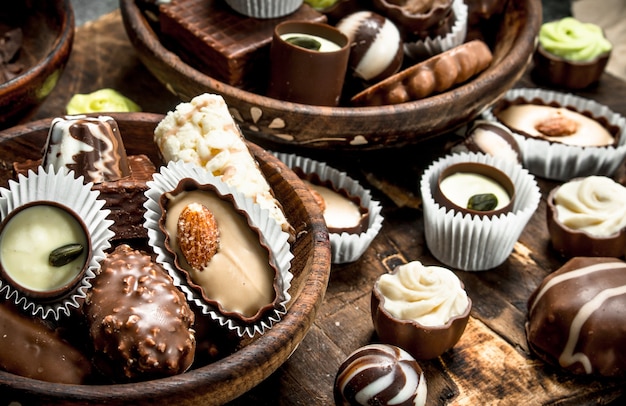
[334,343,427,405]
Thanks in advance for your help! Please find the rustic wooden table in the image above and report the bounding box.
[29,9,626,406]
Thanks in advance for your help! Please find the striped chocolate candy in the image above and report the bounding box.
[336,11,404,82]
[334,343,427,406]
[526,256,626,377]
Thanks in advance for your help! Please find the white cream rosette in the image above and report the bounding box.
[0,166,113,319]
[273,152,384,264]
[143,160,294,337]
[404,0,468,60]
[420,152,540,271]
[482,88,626,181]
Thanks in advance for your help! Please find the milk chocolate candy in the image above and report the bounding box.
[0,300,92,384]
[85,244,196,382]
[526,256,626,377]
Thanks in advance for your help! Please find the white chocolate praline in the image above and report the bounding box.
[439,172,511,211]
[154,93,291,235]
[280,33,342,52]
[554,176,626,237]
[0,205,88,292]
[467,126,519,163]
[303,180,362,230]
[335,343,427,406]
[164,190,275,318]
[377,261,469,327]
[496,104,614,147]
[336,11,403,82]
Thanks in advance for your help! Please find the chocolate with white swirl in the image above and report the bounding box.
[334,344,427,406]
[43,115,130,183]
[526,256,626,377]
[336,11,403,83]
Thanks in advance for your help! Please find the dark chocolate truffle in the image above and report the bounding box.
[85,244,196,382]
[526,256,626,377]
[334,343,427,406]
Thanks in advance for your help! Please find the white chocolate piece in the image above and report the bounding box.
[303,180,361,230]
[439,172,511,210]
[497,104,614,146]
[0,205,88,292]
[165,190,275,317]
[554,176,626,237]
[376,261,469,327]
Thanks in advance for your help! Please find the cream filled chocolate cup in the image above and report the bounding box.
[546,176,626,258]
[371,261,471,360]
[267,21,350,106]
[0,201,91,301]
[421,152,540,271]
[434,161,515,218]
[0,166,114,320]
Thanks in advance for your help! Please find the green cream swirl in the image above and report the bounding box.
[539,17,612,61]
[66,88,141,115]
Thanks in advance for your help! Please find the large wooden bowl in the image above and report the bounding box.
[119,0,541,150]
[0,113,331,405]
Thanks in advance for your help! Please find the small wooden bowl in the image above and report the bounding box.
[0,0,74,129]
[0,113,331,405]
[119,0,541,150]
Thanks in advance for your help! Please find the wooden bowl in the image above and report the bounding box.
[119,0,541,150]
[0,113,331,405]
[0,0,74,129]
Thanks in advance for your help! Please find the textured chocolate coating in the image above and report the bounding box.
[14,154,155,241]
[43,115,130,184]
[334,343,427,406]
[0,300,92,384]
[526,256,626,377]
[85,244,195,382]
[351,40,493,106]
[159,0,326,90]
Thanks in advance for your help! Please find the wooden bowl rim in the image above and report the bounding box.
[118,0,542,148]
[0,112,332,404]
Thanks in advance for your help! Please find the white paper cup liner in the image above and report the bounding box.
[482,88,626,181]
[224,0,303,18]
[420,152,540,271]
[0,166,114,320]
[404,0,468,60]
[143,160,294,338]
[273,152,384,264]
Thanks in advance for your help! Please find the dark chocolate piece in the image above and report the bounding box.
[526,256,626,377]
[0,300,92,384]
[85,244,196,382]
[159,0,326,90]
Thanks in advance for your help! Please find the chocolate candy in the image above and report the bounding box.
[526,256,626,377]
[0,300,92,384]
[44,115,130,184]
[334,343,427,406]
[85,244,196,382]
[336,11,404,83]
[159,0,326,90]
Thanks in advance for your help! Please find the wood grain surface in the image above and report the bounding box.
[22,8,626,406]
